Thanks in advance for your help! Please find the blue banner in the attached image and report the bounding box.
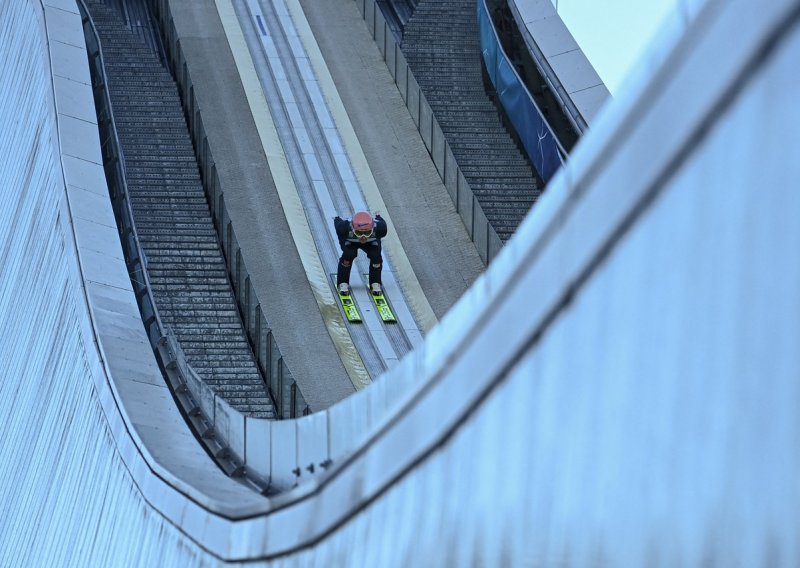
[478,0,564,183]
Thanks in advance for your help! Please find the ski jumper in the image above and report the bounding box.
[334,214,388,287]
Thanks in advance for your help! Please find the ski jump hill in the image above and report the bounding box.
[1,0,799,564]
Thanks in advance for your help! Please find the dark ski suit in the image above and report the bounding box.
[334,214,388,287]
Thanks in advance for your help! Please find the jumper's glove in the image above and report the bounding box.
[374,213,383,220]
[334,216,342,223]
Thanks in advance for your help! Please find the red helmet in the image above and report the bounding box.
[352,211,374,233]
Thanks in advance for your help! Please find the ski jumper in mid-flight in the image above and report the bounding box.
[334,211,388,295]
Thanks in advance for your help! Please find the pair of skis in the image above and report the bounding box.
[335,280,396,323]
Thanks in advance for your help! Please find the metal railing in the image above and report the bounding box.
[147,0,310,418]
[355,0,504,263]
[478,0,566,184]
[77,0,281,490]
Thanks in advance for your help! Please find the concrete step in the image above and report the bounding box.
[401,0,540,239]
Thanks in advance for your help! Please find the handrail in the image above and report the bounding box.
[147,0,310,419]
[354,0,505,262]
[76,0,261,487]
[478,0,566,183]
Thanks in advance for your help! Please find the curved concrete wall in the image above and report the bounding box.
[3,0,800,564]
[0,1,262,563]
[0,1,197,562]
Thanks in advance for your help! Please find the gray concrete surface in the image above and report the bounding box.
[297,0,485,319]
[164,0,483,411]
[167,0,354,409]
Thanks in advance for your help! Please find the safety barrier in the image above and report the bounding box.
[82,0,308,423]
[478,0,565,184]
[76,0,267,482]
[78,0,312,495]
[149,0,310,420]
[355,0,504,263]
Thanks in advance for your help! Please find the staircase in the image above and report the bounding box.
[85,0,275,418]
[401,0,540,241]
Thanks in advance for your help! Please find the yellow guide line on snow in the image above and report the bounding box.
[214,0,371,390]
[284,0,438,333]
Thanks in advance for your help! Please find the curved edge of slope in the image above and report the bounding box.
[41,0,270,516]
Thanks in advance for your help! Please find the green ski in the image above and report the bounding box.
[337,288,362,323]
[370,290,397,323]
[332,275,362,322]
